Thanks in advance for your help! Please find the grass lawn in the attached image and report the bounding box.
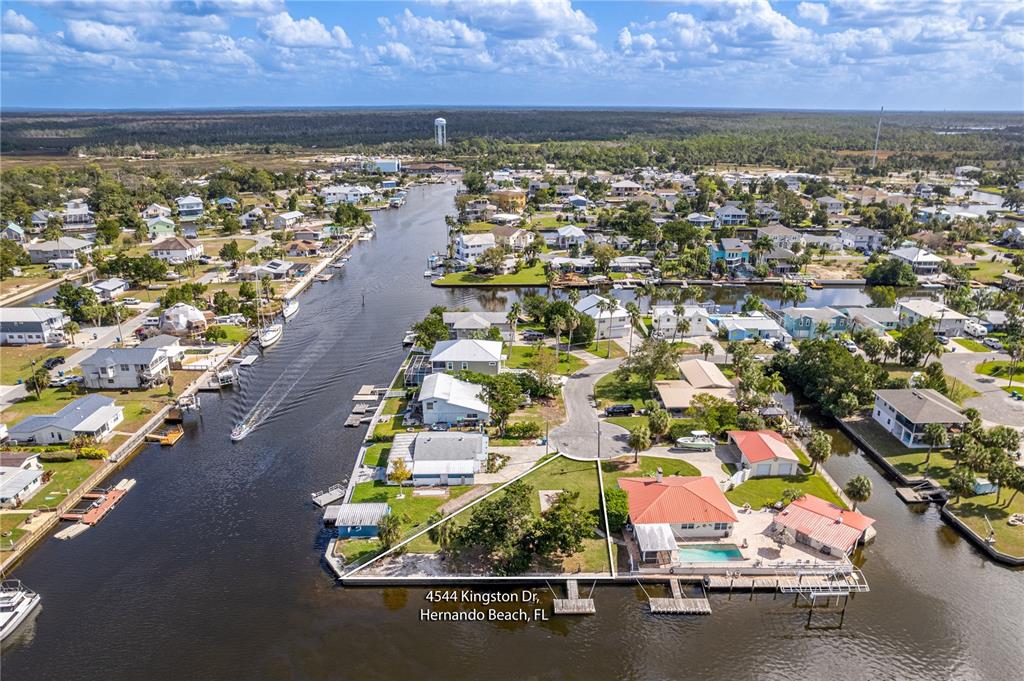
[213,324,251,344]
[21,458,102,510]
[529,214,565,228]
[363,443,391,467]
[434,263,547,287]
[725,465,846,510]
[976,360,1024,384]
[463,221,496,233]
[945,378,980,404]
[576,340,626,359]
[202,237,257,256]
[954,338,990,352]
[0,345,73,385]
[0,512,32,551]
[506,344,585,375]
[0,265,59,296]
[593,370,677,409]
[601,455,701,489]
[962,259,1012,284]
[511,393,565,427]
[947,491,1024,559]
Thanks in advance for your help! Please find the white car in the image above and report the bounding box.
[843,340,858,353]
[122,297,141,305]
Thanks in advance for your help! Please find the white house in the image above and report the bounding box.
[429,339,504,375]
[274,211,304,230]
[388,432,488,487]
[816,196,845,214]
[610,180,641,197]
[442,311,510,339]
[159,303,208,336]
[686,212,715,229]
[491,225,532,252]
[151,236,203,263]
[889,247,944,275]
[554,225,587,249]
[575,294,630,339]
[0,307,68,345]
[455,232,497,265]
[896,299,967,336]
[88,277,130,301]
[141,203,172,220]
[321,184,373,205]
[80,347,170,389]
[61,199,96,233]
[0,466,44,508]
[241,207,265,229]
[26,237,92,265]
[651,305,710,337]
[6,395,124,445]
[840,226,885,252]
[729,430,801,477]
[175,196,205,220]
[714,205,748,227]
[872,389,967,448]
[418,373,490,426]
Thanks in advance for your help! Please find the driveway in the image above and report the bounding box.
[939,348,1024,429]
[549,356,633,460]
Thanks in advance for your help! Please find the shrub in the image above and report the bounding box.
[78,447,108,460]
[605,487,629,532]
[668,421,698,442]
[504,421,542,439]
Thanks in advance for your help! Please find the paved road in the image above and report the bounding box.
[939,348,1024,429]
[549,355,633,460]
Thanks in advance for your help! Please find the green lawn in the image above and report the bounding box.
[215,325,251,344]
[0,512,32,552]
[434,263,547,287]
[463,221,496,233]
[201,237,257,256]
[0,346,73,385]
[576,340,626,359]
[725,466,846,510]
[529,214,565,228]
[594,371,678,409]
[976,360,1024,384]
[954,338,990,353]
[947,491,1024,559]
[506,344,585,375]
[601,455,701,490]
[21,458,102,509]
[363,443,391,468]
[962,259,1012,284]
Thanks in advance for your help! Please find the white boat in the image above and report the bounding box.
[424,270,434,277]
[0,580,41,642]
[258,323,283,348]
[230,422,253,442]
[282,299,299,319]
[673,430,716,452]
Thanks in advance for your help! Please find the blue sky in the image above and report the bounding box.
[1,1,1022,110]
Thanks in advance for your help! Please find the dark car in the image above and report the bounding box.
[984,338,1004,350]
[43,356,66,370]
[521,330,545,341]
[605,404,636,417]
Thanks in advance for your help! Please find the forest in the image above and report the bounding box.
[2,108,1022,173]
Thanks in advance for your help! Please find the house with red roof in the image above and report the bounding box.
[728,430,801,478]
[618,472,738,563]
[770,494,875,557]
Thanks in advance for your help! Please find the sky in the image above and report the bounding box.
[1,0,1022,111]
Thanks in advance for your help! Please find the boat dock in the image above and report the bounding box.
[552,579,596,615]
[647,579,712,615]
[352,385,381,402]
[61,489,125,525]
[312,483,347,507]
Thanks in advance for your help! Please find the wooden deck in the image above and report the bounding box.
[552,579,596,615]
[61,489,126,525]
[647,579,712,615]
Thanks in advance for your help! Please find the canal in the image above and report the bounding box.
[3,184,1021,681]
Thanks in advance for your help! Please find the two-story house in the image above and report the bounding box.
[896,299,966,337]
[151,236,203,263]
[0,307,68,345]
[839,226,885,253]
[574,294,630,339]
[651,305,710,337]
[80,347,170,389]
[872,389,967,448]
[429,339,504,375]
[26,237,92,265]
[708,239,751,270]
[781,306,849,339]
[714,205,748,227]
[174,196,205,221]
[455,232,497,265]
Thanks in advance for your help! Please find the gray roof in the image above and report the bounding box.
[8,395,118,437]
[851,307,899,324]
[874,389,967,425]
[413,432,486,461]
[719,238,749,252]
[81,347,162,367]
[331,503,389,527]
[26,237,91,251]
[0,467,44,501]
[442,311,507,329]
[0,307,66,324]
[782,306,843,321]
[138,334,181,349]
[429,339,503,363]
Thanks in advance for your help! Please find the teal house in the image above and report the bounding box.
[781,306,849,339]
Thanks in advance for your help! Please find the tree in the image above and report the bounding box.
[388,457,412,490]
[621,336,675,390]
[844,475,873,511]
[629,423,651,464]
[426,512,456,552]
[411,307,449,350]
[868,286,897,308]
[481,373,523,436]
[806,430,832,473]
[647,408,670,441]
[948,467,975,503]
[219,240,243,263]
[204,325,228,343]
[866,258,917,286]
[534,490,592,558]
[507,302,522,341]
[0,240,30,279]
[625,302,641,356]
[604,487,629,532]
[378,512,408,549]
[987,455,1015,505]
[476,247,507,274]
[699,342,714,361]
[25,366,50,399]
[861,334,886,363]
[921,423,948,466]
[64,321,80,346]
[896,321,938,367]
[564,312,580,351]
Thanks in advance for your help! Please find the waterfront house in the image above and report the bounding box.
[548,256,595,274]
[145,216,177,240]
[756,224,803,249]
[141,203,172,220]
[333,503,390,538]
[817,196,845,214]
[896,299,966,337]
[840,226,885,253]
[151,236,203,263]
[574,294,630,339]
[159,303,208,337]
[175,196,205,221]
[845,306,900,335]
[0,466,44,508]
[654,359,735,413]
[651,305,710,338]
[762,247,798,274]
[998,272,1024,292]
[781,306,848,339]
[728,430,801,477]
[274,211,304,230]
[293,227,334,242]
[714,205,748,227]
[610,255,651,272]
[237,259,295,281]
[491,225,532,252]
[442,311,510,340]
[88,277,129,301]
[137,334,186,363]
[284,239,322,257]
[770,495,875,557]
[872,388,967,448]
[686,212,715,229]
[713,313,787,342]
[455,232,497,266]
[462,198,496,222]
[26,236,92,265]
[708,239,751,271]
[3,222,25,242]
[619,474,738,563]
[418,373,490,426]
[7,394,124,445]
[50,258,82,271]
[0,307,68,345]
[80,347,169,389]
[888,247,944,275]
[565,194,590,209]
[388,432,488,486]
[490,189,527,213]
[554,225,588,249]
[429,339,504,375]
[610,180,641,198]
[802,234,843,252]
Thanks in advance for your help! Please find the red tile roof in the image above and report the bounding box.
[618,476,737,525]
[773,494,875,554]
[728,430,800,465]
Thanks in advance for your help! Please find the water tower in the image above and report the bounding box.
[434,117,447,147]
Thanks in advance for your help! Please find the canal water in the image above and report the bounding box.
[3,184,1021,681]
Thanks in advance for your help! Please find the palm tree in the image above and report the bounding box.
[550,315,565,364]
[64,321,80,346]
[751,236,774,264]
[567,288,580,307]
[507,302,522,341]
[781,283,807,307]
[565,312,580,351]
[699,342,714,361]
[629,423,651,464]
[598,298,618,357]
[761,372,785,403]
[741,294,763,314]
[806,430,832,473]
[671,303,686,344]
[844,475,872,510]
[988,455,1014,505]
[544,267,557,298]
[921,423,948,467]
[948,467,975,504]
[625,302,641,356]
[427,512,456,552]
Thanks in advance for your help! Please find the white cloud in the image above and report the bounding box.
[430,0,596,40]
[259,12,352,49]
[797,2,830,26]
[2,33,45,55]
[65,20,138,52]
[3,9,37,34]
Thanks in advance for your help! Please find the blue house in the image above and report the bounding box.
[3,222,25,242]
[708,239,751,270]
[330,502,391,538]
[781,307,849,339]
[380,179,397,189]
[215,197,239,211]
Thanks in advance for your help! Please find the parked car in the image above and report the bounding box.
[429,422,450,432]
[605,404,636,417]
[842,340,858,353]
[984,338,1004,350]
[122,297,141,305]
[143,316,160,327]
[521,330,545,341]
[936,335,950,345]
[42,356,66,370]
[198,255,214,264]
[771,338,790,351]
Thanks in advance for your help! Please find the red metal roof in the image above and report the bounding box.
[618,476,737,525]
[728,430,800,465]
[773,494,875,554]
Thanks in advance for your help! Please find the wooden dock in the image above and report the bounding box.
[61,488,126,525]
[647,579,712,615]
[552,579,596,615]
[312,484,347,507]
[353,385,380,402]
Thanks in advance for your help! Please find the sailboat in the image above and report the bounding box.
[255,281,283,348]
[282,298,299,319]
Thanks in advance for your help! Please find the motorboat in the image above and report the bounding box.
[673,430,716,452]
[424,270,434,277]
[1,580,41,642]
[230,422,253,442]
[258,323,283,348]
[282,298,299,319]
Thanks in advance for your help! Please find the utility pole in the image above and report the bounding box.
[870,107,884,170]
[597,421,601,460]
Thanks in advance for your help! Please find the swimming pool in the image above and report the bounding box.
[675,544,745,563]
